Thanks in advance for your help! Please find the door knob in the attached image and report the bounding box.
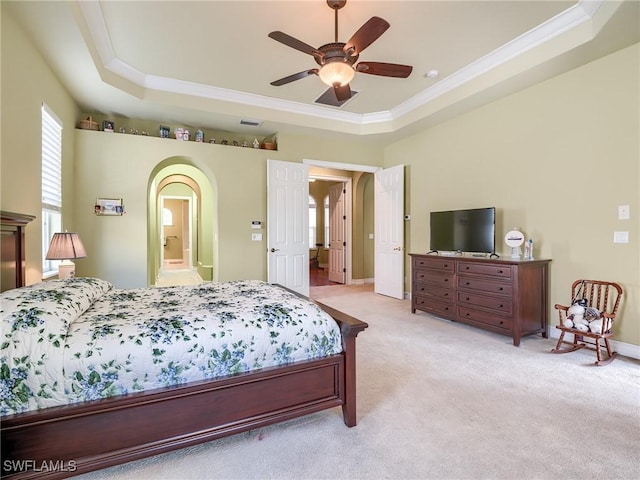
[393,247,402,251]
[270,248,279,253]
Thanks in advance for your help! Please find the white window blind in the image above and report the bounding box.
[42,105,62,211]
[42,104,63,276]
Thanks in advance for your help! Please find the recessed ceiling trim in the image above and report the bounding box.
[77,0,604,134]
[391,0,602,120]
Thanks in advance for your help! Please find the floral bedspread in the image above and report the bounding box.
[0,278,342,416]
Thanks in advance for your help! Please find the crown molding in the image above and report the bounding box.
[76,0,603,134]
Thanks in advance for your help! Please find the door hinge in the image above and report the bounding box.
[343,215,346,220]
[343,241,346,247]
[343,268,346,272]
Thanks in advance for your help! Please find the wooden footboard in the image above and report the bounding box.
[1,311,367,480]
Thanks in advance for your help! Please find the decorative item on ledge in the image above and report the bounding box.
[78,115,278,150]
[95,198,125,216]
[79,116,99,131]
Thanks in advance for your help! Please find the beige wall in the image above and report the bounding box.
[1,6,80,286]
[384,43,639,346]
[73,130,382,288]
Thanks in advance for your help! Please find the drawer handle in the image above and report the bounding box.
[465,266,470,270]
[420,287,425,291]
[498,287,504,291]
[444,264,449,268]
[498,304,503,308]
[499,321,504,325]
[465,282,470,285]
[465,312,470,316]
[443,279,449,283]
[443,293,449,297]
[497,270,503,274]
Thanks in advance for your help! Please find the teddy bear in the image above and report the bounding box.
[566,304,589,331]
[584,306,604,334]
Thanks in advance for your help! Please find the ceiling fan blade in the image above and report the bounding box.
[333,83,352,102]
[268,31,323,59]
[270,69,319,86]
[356,62,413,78]
[343,17,390,56]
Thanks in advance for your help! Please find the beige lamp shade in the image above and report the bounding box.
[45,232,87,260]
[45,232,86,280]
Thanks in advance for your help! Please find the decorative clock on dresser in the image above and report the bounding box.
[410,254,551,346]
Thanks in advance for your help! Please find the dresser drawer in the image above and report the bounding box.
[414,295,455,318]
[457,291,513,315]
[457,306,512,331]
[415,283,455,304]
[457,277,512,296]
[457,262,512,279]
[412,256,454,273]
[414,270,454,288]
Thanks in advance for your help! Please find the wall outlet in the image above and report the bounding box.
[251,233,262,241]
[618,205,630,220]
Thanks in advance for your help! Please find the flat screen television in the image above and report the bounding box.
[429,207,496,254]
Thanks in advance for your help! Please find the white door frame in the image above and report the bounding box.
[159,195,193,269]
[309,174,352,284]
[305,159,380,286]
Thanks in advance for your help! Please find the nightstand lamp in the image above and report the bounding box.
[45,232,87,279]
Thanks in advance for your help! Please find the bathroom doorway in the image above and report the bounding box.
[160,195,192,270]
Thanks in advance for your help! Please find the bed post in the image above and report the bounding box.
[314,301,368,427]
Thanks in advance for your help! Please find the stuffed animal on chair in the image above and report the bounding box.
[585,306,604,333]
[566,304,589,331]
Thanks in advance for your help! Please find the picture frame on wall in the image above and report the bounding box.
[95,198,124,216]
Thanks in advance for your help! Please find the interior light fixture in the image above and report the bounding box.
[318,60,355,87]
[45,231,87,279]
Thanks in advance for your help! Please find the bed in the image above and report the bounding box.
[0,212,368,480]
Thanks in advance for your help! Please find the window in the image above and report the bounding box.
[162,207,173,226]
[42,104,62,276]
[324,195,329,248]
[308,195,316,248]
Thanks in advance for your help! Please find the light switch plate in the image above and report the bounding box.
[251,233,262,241]
[613,231,629,243]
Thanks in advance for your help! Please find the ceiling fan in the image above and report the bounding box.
[268,0,413,103]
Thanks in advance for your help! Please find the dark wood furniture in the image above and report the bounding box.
[0,214,368,480]
[551,279,623,365]
[410,254,551,346]
[0,211,35,292]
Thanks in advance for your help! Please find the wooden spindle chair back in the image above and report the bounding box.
[552,279,623,365]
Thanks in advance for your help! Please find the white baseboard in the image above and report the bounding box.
[351,278,374,285]
[548,327,640,360]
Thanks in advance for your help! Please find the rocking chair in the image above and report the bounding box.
[551,279,623,366]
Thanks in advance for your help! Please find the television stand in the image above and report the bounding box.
[410,254,551,346]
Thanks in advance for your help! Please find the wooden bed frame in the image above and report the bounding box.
[0,212,368,479]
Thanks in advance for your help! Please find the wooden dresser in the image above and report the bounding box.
[410,254,551,346]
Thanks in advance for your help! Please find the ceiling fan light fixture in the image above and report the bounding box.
[318,61,355,87]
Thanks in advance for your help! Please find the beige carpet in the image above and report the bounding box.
[77,285,640,480]
[155,269,203,287]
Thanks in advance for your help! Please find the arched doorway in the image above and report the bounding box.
[147,159,217,286]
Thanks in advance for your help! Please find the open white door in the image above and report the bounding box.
[328,182,346,284]
[267,160,309,297]
[374,164,404,299]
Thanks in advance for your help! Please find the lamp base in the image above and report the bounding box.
[58,260,76,279]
